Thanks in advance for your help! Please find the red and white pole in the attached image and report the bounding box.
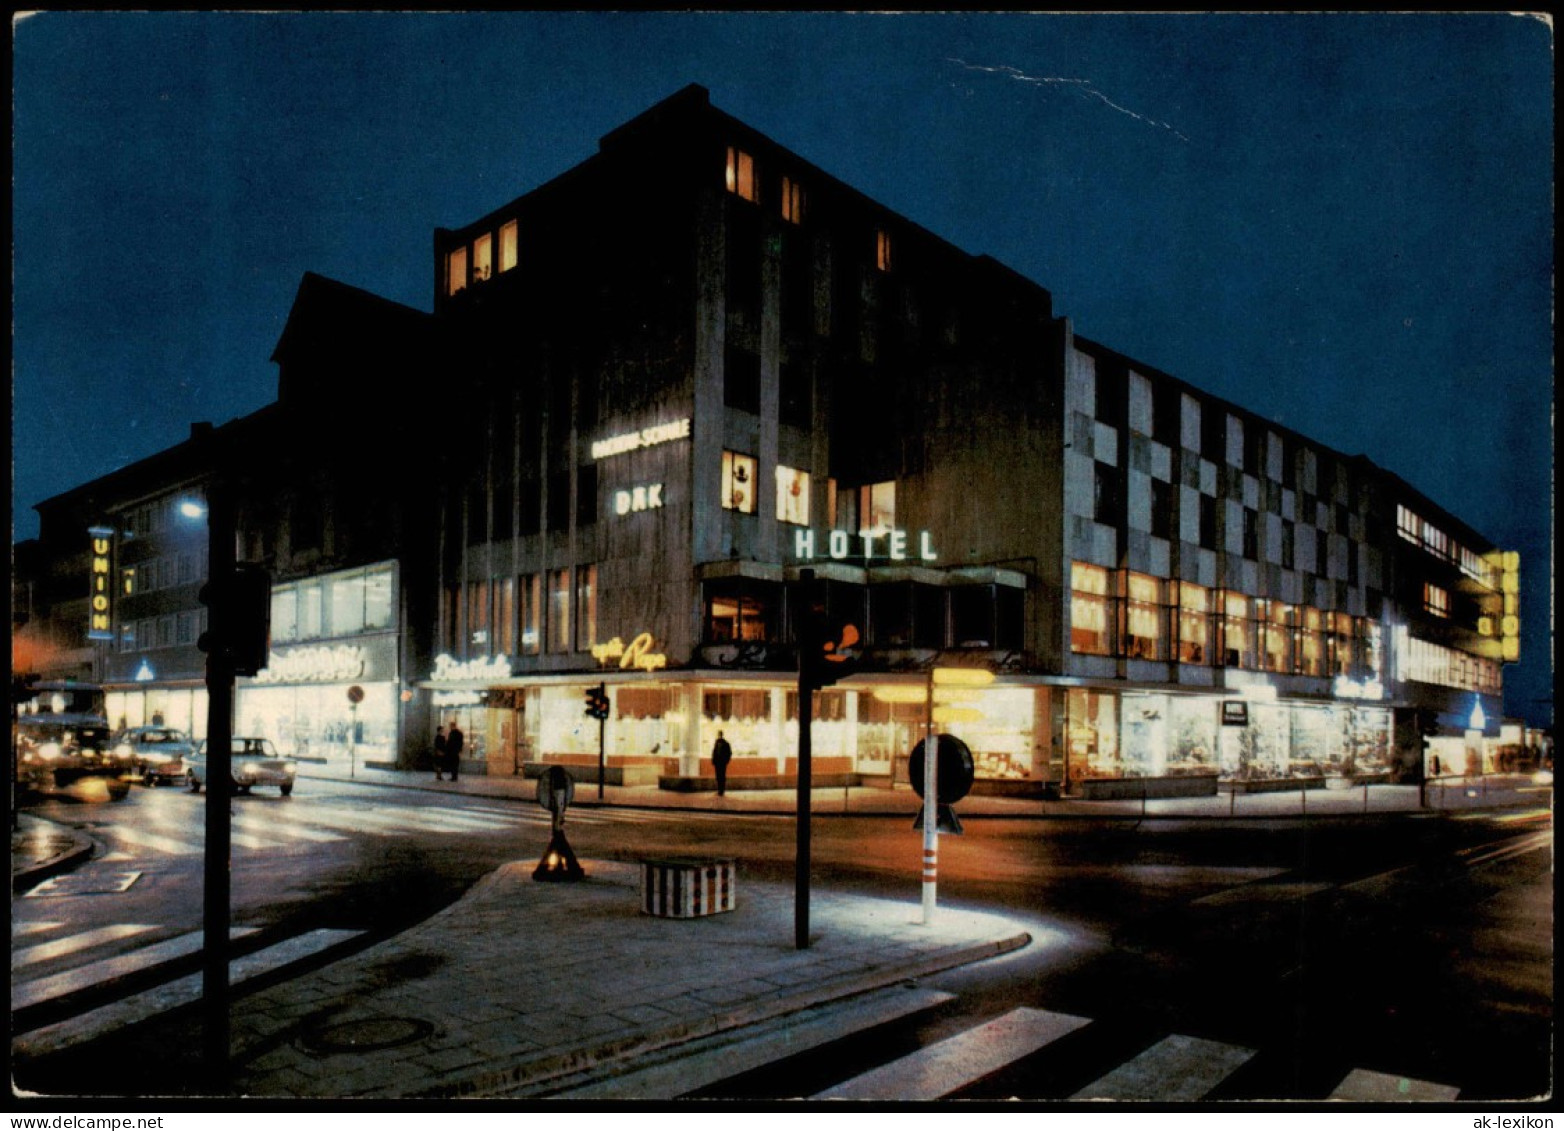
[921,670,937,925]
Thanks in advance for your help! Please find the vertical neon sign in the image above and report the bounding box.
[87,525,115,640]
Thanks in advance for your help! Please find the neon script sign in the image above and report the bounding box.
[87,526,114,640]
[254,645,369,685]
[793,528,937,563]
[591,418,691,461]
[591,632,668,672]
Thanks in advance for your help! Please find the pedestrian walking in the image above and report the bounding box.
[433,725,448,781]
[711,729,733,796]
[446,719,464,782]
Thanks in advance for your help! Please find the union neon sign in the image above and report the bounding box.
[87,525,114,640]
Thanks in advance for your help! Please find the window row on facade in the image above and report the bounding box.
[269,563,396,644]
[118,610,205,653]
[442,564,597,658]
[1396,503,1502,589]
[120,548,207,596]
[727,144,894,272]
[1069,562,1381,677]
[447,218,519,296]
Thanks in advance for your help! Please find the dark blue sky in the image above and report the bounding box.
[12,13,1553,724]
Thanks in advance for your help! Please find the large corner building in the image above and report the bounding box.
[22,85,1522,797]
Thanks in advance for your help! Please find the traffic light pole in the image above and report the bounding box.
[202,474,234,1087]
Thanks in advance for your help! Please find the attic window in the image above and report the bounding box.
[447,247,468,296]
[781,176,804,224]
[875,228,893,273]
[726,146,756,203]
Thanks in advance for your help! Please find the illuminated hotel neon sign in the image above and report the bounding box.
[591,418,691,461]
[794,528,937,563]
[592,632,668,672]
[87,526,114,640]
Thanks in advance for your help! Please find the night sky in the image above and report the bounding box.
[11,13,1553,726]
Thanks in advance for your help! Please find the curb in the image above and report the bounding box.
[12,818,98,893]
[420,928,1032,1099]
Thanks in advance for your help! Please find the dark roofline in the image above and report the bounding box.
[271,271,431,364]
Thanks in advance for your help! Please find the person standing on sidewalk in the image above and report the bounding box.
[433,725,448,781]
[711,730,732,796]
[446,719,464,782]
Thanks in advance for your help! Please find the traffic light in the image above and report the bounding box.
[583,682,610,721]
[199,564,272,677]
[797,583,861,691]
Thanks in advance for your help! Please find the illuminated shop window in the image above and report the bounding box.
[725,146,756,202]
[519,573,541,656]
[1176,582,1210,664]
[781,175,805,224]
[499,219,518,273]
[270,588,297,644]
[1070,562,1113,655]
[1260,601,1293,673]
[721,451,758,514]
[776,466,810,525]
[1296,607,1324,676]
[447,246,467,296]
[472,233,492,282]
[1066,687,1120,779]
[1123,573,1164,660]
[1221,591,1255,669]
[1424,583,1449,618]
[858,481,895,535]
[548,569,570,654]
[875,228,893,272]
[575,565,597,652]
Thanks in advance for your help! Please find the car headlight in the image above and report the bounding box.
[281,762,297,775]
[39,742,63,761]
[115,743,133,760]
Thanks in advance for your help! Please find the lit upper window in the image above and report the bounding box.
[499,219,518,273]
[859,481,895,534]
[721,451,757,514]
[473,233,492,282]
[776,466,810,525]
[1424,583,1449,618]
[781,175,805,224]
[726,146,756,202]
[447,247,468,296]
[876,228,893,272]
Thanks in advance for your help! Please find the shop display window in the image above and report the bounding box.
[963,687,1036,780]
[1070,562,1113,655]
[1066,687,1119,779]
[1123,573,1164,660]
[1121,693,1169,777]
[857,694,924,773]
[1176,582,1210,664]
[702,689,771,759]
[1168,696,1218,773]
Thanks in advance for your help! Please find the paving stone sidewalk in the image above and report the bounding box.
[227,859,1029,1098]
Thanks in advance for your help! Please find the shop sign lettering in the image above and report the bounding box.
[793,528,937,563]
[614,483,665,515]
[255,645,368,685]
[591,418,691,461]
[430,653,514,682]
[591,632,668,672]
[87,525,114,640]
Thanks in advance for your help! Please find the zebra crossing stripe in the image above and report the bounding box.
[12,927,259,1012]
[110,826,201,856]
[813,1007,1092,1100]
[13,921,65,938]
[13,924,158,971]
[231,817,344,843]
[1329,1068,1460,1102]
[16,928,363,1054]
[1072,1034,1256,1101]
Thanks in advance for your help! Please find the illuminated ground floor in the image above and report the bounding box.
[415,670,1400,795]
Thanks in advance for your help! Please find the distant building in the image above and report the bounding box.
[22,85,1517,795]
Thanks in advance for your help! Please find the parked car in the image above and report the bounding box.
[15,714,133,798]
[187,737,297,796]
[114,726,196,786]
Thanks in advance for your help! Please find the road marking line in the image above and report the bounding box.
[231,817,344,843]
[1328,1068,1460,1102]
[813,1007,1092,1100]
[109,826,201,856]
[11,927,259,1012]
[16,928,363,1053]
[13,924,159,971]
[1072,1034,1255,1101]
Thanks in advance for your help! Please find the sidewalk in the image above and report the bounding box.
[217,859,1030,1098]
[11,814,97,892]
[301,760,1553,821]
